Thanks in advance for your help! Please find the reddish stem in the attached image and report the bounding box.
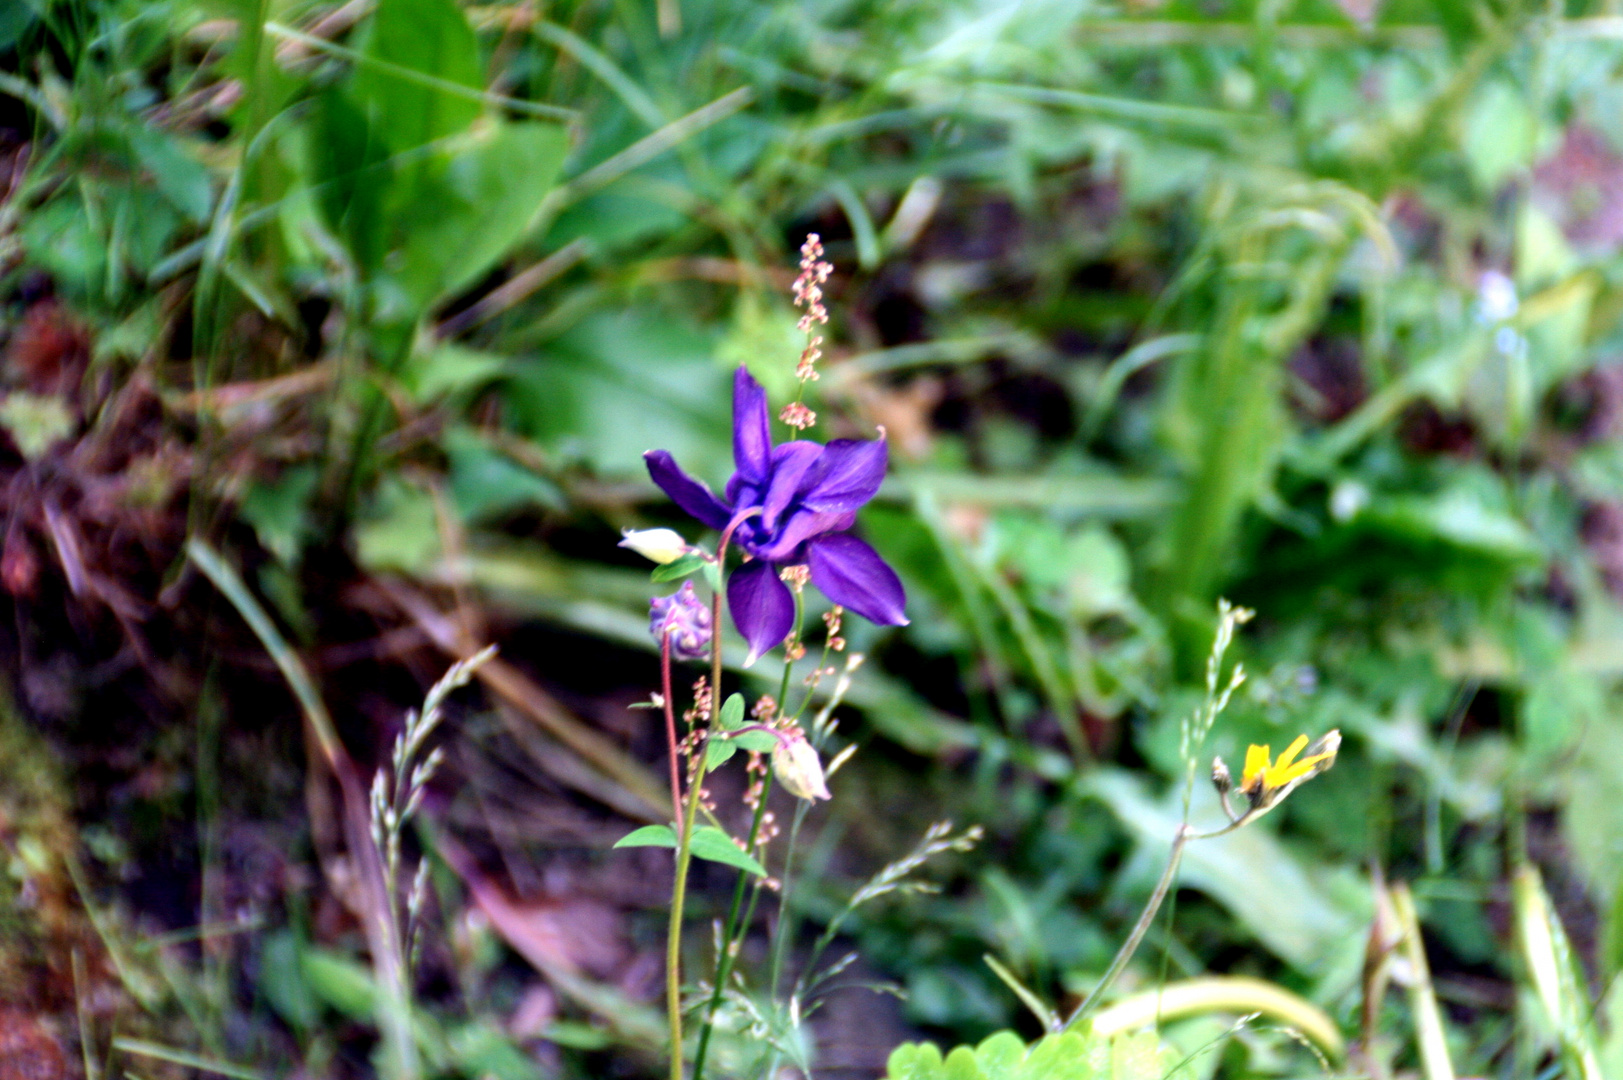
[660,630,683,838]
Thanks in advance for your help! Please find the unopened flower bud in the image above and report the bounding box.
[771,733,831,801]
[620,527,689,565]
[1211,756,1232,796]
[650,581,712,660]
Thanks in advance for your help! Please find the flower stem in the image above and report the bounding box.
[662,633,683,837]
[691,602,800,1080]
[1059,825,1191,1033]
[667,753,705,1079]
[690,772,774,1080]
[668,513,753,1080]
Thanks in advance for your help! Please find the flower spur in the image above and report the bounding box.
[643,367,907,664]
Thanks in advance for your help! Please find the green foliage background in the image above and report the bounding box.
[6,0,1623,1075]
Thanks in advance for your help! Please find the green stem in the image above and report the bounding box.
[1059,819,1242,1033]
[1060,825,1191,1033]
[667,751,706,1080]
[690,773,774,1080]
[691,601,801,1080]
[667,513,754,1080]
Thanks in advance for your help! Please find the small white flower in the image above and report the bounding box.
[1476,270,1519,324]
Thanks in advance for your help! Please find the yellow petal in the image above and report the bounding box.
[1242,744,1271,789]
[1271,751,1333,787]
[1268,734,1310,779]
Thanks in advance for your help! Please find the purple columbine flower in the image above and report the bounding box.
[651,581,713,660]
[644,367,908,664]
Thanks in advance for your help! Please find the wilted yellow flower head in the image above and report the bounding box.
[1239,731,1340,810]
[1212,730,1340,826]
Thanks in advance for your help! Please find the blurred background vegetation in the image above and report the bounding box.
[5,0,1623,1075]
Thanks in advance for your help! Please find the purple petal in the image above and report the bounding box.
[644,450,732,530]
[807,534,908,626]
[727,559,795,666]
[761,441,822,530]
[754,508,855,563]
[732,367,772,485]
[801,437,887,514]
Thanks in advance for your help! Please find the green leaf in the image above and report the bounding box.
[299,949,377,1020]
[882,1029,1177,1080]
[309,87,389,272]
[733,731,778,753]
[446,1021,545,1080]
[613,824,677,849]
[354,476,440,575]
[718,693,745,730]
[705,738,737,772]
[239,465,320,567]
[445,427,563,523]
[651,553,706,583]
[388,119,568,316]
[129,128,212,224]
[352,0,482,154]
[688,825,766,875]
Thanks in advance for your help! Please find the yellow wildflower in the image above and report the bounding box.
[1237,731,1340,812]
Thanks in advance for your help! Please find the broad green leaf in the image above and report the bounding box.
[354,477,441,575]
[308,87,389,272]
[688,825,766,875]
[445,427,563,523]
[352,0,482,154]
[613,824,677,849]
[732,731,777,752]
[503,308,731,478]
[129,128,212,223]
[239,465,320,566]
[299,949,377,1019]
[403,343,508,403]
[389,120,568,316]
[718,693,745,730]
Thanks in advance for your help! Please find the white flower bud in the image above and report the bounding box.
[771,734,831,801]
[619,528,689,565]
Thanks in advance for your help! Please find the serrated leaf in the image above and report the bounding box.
[718,693,745,730]
[613,824,677,849]
[652,553,706,583]
[688,825,766,875]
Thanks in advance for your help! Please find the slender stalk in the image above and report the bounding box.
[667,512,755,1080]
[667,752,706,1079]
[661,633,684,838]
[1061,826,1191,1032]
[691,774,774,1080]
[690,607,801,1080]
[1058,819,1242,1033]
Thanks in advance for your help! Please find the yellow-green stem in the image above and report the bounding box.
[668,512,753,1080]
